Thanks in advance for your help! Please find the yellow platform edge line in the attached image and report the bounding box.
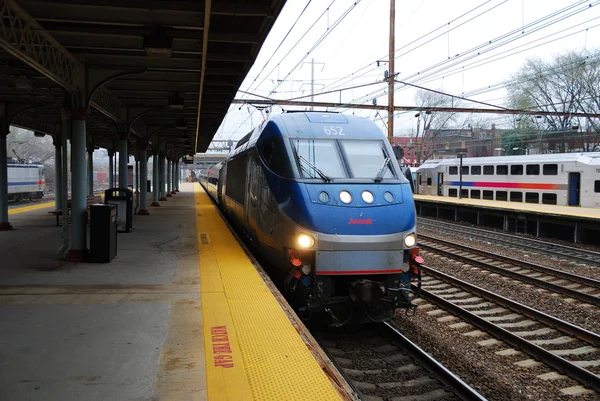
[414,194,600,219]
[8,201,55,215]
[194,183,342,401]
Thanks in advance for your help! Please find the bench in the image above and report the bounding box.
[49,195,102,226]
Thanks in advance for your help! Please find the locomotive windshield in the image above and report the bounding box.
[340,140,394,179]
[290,138,400,181]
[291,139,347,179]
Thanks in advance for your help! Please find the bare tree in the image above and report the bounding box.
[506,49,600,152]
[413,89,459,163]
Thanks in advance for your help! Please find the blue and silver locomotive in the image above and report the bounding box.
[201,112,421,325]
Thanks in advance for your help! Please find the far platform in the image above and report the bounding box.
[0,183,351,401]
[414,194,600,245]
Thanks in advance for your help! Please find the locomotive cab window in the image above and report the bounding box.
[511,165,523,175]
[258,136,293,178]
[483,166,494,175]
[543,164,558,175]
[595,180,600,193]
[471,166,481,175]
[340,140,396,179]
[291,139,347,179]
[496,165,508,175]
[526,164,540,175]
[449,166,458,175]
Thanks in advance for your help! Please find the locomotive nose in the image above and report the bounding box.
[349,279,385,304]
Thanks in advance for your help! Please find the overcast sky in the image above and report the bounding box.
[211,0,600,148]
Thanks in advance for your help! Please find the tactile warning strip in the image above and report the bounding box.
[195,184,342,401]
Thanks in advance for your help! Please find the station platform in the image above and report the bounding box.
[0,183,350,401]
[414,194,600,245]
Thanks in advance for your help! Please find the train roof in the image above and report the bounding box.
[228,111,385,158]
[417,152,600,169]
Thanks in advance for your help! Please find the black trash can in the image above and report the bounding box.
[105,188,133,233]
[89,204,118,263]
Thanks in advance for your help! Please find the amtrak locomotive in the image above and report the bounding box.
[200,112,422,325]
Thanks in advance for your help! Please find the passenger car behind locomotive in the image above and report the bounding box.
[201,112,421,325]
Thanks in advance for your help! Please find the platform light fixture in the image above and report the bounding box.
[144,26,173,58]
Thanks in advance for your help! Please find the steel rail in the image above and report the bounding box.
[381,322,488,401]
[419,237,600,307]
[421,266,600,345]
[418,217,600,266]
[416,267,600,393]
[420,234,600,289]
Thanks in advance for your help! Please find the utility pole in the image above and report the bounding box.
[387,0,396,144]
[301,59,324,112]
[311,58,314,110]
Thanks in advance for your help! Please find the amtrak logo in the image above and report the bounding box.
[349,218,373,225]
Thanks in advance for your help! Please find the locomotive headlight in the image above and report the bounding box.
[404,233,416,248]
[297,233,315,248]
[339,190,352,204]
[361,190,374,203]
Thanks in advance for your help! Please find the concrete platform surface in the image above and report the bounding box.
[0,184,205,401]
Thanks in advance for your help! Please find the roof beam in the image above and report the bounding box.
[21,1,204,28]
[0,0,80,91]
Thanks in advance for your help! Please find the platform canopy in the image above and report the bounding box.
[0,0,285,155]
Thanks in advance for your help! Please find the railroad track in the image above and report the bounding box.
[418,217,600,267]
[419,234,600,307]
[415,265,600,396]
[312,322,486,401]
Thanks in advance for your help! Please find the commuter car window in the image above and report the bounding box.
[526,192,539,203]
[510,192,523,202]
[471,166,481,175]
[511,165,523,175]
[542,193,557,204]
[340,140,396,179]
[595,181,600,193]
[526,164,540,175]
[483,190,494,199]
[461,166,469,175]
[497,165,508,175]
[496,191,507,201]
[449,188,457,197]
[543,164,558,175]
[483,166,494,175]
[471,189,481,199]
[449,166,458,175]
[290,139,347,179]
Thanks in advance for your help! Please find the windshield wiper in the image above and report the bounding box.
[374,157,391,182]
[297,154,332,182]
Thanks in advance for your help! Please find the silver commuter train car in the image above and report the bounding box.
[8,162,45,200]
[415,152,600,208]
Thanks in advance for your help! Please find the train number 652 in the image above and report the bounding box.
[324,126,344,136]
